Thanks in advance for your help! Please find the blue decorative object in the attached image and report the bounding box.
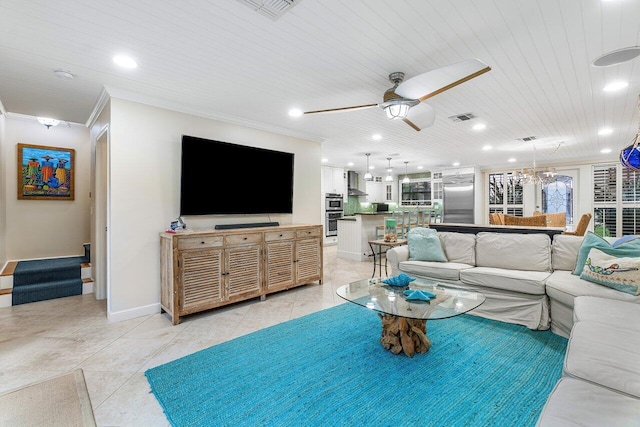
[620,96,640,171]
[620,142,640,171]
[382,273,415,287]
[403,289,436,301]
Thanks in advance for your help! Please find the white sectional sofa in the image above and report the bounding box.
[386,230,640,337]
[536,296,640,425]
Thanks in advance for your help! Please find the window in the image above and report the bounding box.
[592,164,640,237]
[489,172,523,215]
[542,175,574,225]
[385,184,392,201]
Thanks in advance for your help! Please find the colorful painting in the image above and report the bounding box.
[17,143,75,200]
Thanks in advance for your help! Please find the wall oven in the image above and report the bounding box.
[325,211,342,237]
[325,193,344,211]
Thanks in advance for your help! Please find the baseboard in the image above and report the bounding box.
[107,302,161,323]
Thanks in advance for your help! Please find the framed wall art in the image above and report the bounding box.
[17,143,75,200]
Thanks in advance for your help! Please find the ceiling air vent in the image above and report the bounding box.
[448,113,476,122]
[238,0,300,20]
[517,136,537,142]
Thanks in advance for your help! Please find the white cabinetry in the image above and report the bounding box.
[365,179,385,203]
[322,166,345,195]
[365,178,396,203]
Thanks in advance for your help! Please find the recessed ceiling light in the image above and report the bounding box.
[508,158,516,163]
[113,55,138,69]
[472,123,486,131]
[321,158,328,163]
[601,148,612,154]
[372,134,382,140]
[288,108,302,117]
[598,127,613,135]
[417,166,423,170]
[603,81,628,92]
[452,162,460,166]
[482,145,492,150]
[347,162,354,167]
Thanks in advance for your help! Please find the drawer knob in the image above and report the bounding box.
[201,241,205,244]
[243,237,247,240]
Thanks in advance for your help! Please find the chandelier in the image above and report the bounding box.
[620,95,640,171]
[513,143,557,185]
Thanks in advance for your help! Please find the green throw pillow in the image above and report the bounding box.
[572,232,640,275]
[580,248,640,295]
[407,228,448,262]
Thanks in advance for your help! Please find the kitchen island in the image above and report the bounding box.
[337,212,391,261]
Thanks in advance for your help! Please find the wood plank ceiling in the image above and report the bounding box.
[0,0,638,173]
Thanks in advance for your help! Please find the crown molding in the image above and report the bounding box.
[85,87,111,129]
[102,85,326,143]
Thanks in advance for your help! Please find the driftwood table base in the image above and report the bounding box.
[378,314,431,357]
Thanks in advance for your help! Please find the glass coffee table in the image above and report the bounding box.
[336,277,485,357]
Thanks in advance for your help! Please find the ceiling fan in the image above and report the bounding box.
[303,59,491,131]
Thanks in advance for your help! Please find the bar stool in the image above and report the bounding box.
[392,211,407,239]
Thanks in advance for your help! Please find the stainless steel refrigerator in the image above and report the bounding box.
[443,173,475,223]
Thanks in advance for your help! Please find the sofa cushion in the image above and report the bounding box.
[438,232,476,265]
[564,321,640,398]
[535,377,640,427]
[551,234,583,271]
[572,231,640,275]
[573,296,640,331]
[546,270,640,308]
[475,232,551,272]
[460,267,550,295]
[398,261,473,282]
[579,248,640,295]
[407,228,448,262]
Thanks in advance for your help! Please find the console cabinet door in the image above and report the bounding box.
[225,245,262,301]
[295,236,322,285]
[179,248,224,313]
[264,240,295,292]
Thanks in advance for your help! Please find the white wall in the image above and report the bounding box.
[0,115,7,267]
[105,98,321,319]
[3,115,91,260]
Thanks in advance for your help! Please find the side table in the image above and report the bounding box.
[368,238,407,278]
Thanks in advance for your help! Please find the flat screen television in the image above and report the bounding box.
[180,135,294,215]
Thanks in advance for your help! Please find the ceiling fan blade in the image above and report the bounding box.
[402,103,436,131]
[395,59,491,102]
[303,103,378,115]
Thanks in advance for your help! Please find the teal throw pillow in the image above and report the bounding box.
[572,232,640,275]
[579,248,640,295]
[407,228,447,262]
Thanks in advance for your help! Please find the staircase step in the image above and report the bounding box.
[13,258,82,287]
[12,278,82,306]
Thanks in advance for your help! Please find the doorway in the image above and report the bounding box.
[94,127,109,304]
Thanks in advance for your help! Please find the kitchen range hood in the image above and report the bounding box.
[347,171,367,196]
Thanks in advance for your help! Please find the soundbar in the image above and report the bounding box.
[214,222,279,230]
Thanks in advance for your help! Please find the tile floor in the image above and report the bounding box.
[0,245,373,426]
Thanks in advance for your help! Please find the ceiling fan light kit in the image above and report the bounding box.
[302,59,491,131]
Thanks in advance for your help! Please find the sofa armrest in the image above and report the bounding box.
[387,245,410,272]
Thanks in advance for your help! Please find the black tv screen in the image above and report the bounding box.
[180,135,294,215]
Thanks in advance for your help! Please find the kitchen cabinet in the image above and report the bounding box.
[322,166,346,195]
[366,177,397,203]
[365,179,385,203]
[160,224,323,324]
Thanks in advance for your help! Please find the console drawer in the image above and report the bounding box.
[177,236,223,250]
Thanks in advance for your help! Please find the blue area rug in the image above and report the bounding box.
[145,304,567,427]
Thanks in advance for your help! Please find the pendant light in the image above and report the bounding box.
[402,161,410,183]
[385,157,393,182]
[364,153,373,181]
